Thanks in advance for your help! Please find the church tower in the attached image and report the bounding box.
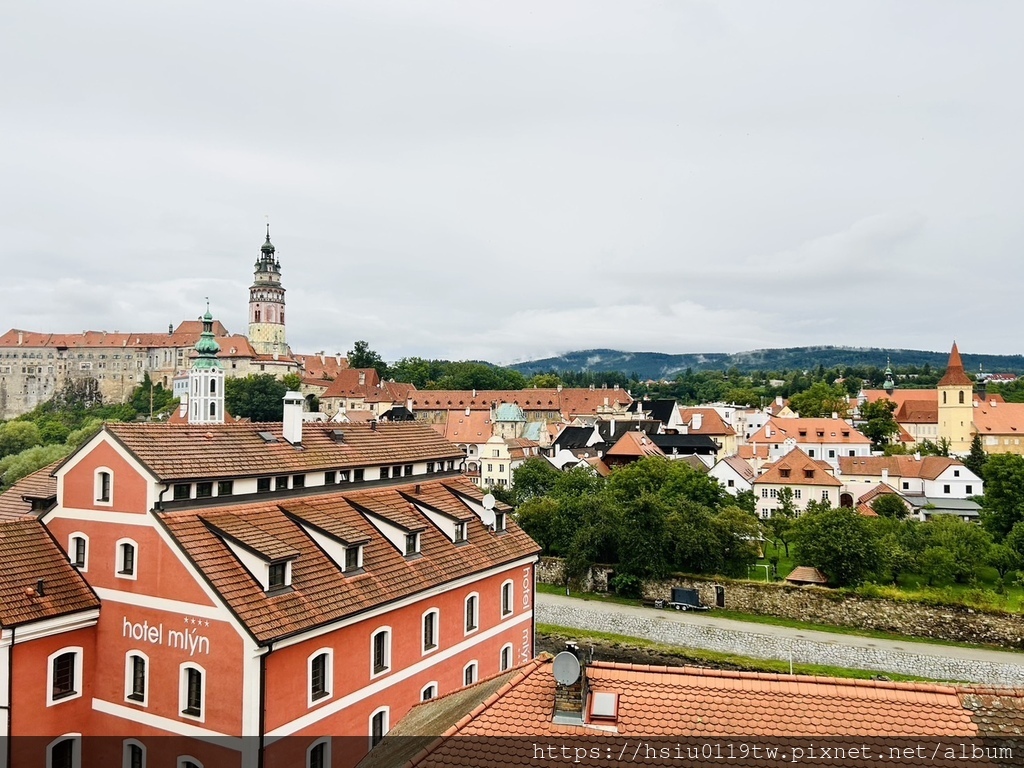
[937,341,974,454]
[189,305,226,425]
[248,226,288,356]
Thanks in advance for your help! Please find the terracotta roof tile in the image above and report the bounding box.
[748,418,870,445]
[0,462,60,520]
[939,342,975,387]
[0,519,99,626]
[159,476,538,643]
[755,448,842,487]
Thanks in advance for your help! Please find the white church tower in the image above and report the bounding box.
[189,304,226,425]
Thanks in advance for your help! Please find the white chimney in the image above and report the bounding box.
[358,371,366,386]
[913,452,921,461]
[881,469,889,483]
[283,391,304,445]
[692,413,703,431]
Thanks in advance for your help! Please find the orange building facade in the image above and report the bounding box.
[1,417,538,768]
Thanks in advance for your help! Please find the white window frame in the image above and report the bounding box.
[368,706,390,750]
[94,467,113,506]
[421,608,439,655]
[122,739,146,768]
[124,650,149,706]
[178,662,206,723]
[115,538,139,580]
[176,758,203,768]
[46,734,81,768]
[306,737,331,768]
[500,580,514,618]
[47,646,83,706]
[68,532,89,571]
[370,626,392,679]
[307,648,333,707]
[500,643,514,672]
[463,660,478,687]
[464,592,479,636]
[420,681,438,701]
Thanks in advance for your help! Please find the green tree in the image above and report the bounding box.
[605,456,723,511]
[734,489,757,515]
[788,382,849,418]
[615,492,670,581]
[510,457,560,504]
[923,515,992,583]
[918,546,956,586]
[346,340,388,379]
[0,443,72,489]
[712,506,763,577]
[128,373,178,418]
[224,374,290,421]
[859,399,899,450]
[514,497,559,554]
[527,373,563,388]
[962,435,988,480]
[871,494,909,520]
[791,503,883,586]
[987,544,1022,582]
[980,453,1024,538]
[0,421,42,458]
[766,486,797,556]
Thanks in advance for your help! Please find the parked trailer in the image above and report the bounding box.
[665,587,710,611]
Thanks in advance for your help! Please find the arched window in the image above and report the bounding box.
[308,648,332,706]
[307,739,330,768]
[500,643,514,672]
[959,390,965,404]
[125,651,148,705]
[254,308,261,322]
[115,539,138,579]
[68,532,88,570]
[369,707,389,749]
[371,627,391,677]
[179,663,205,721]
[422,608,439,654]
[209,402,216,418]
[123,739,146,768]
[210,378,216,394]
[501,580,514,618]
[463,660,478,686]
[94,468,113,505]
[464,593,479,635]
[47,647,83,705]
[47,735,80,768]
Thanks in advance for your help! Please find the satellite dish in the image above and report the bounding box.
[482,493,496,511]
[552,651,581,685]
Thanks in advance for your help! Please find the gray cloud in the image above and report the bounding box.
[2,1,1022,364]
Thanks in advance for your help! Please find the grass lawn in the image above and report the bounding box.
[536,623,943,682]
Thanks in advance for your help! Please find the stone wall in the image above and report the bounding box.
[537,557,1024,649]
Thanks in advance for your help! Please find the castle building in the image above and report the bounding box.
[0,409,538,768]
[0,230,304,420]
[248,227,288,357]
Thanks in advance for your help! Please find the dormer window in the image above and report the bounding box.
[405,533,420,556]
[780,469,791,478]
[454,522,467,543]
[269,562,287,590]
[494,511,506,533]
[257,478,271,493]
[344,545,362,572]
[173,483,191,501]
[804,469,815,479]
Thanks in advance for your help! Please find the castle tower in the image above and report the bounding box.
[937,341,974,454]
[248,225,288,356]
[189,305,226,425]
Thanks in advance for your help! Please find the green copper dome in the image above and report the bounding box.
[193,305,223,370]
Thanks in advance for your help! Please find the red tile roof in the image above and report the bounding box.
[436,410,493,444]
[0,321,229,351]
[294,352,349,380]
[838,456,967,481]
[100,421,465,482]
[410,389,632,418]
[399,657,1004,766]
[159,476,536,643]
[785,566,829,585]
[748,418,871,445]
[0,462,61,520]
[973,401,1024,436]
[0,519,100,626]
[939,342,975,387]
[755,448,842,487]
[678,407,736,437]
[605,431,664,458]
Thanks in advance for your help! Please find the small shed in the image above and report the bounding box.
[784,566,828,586]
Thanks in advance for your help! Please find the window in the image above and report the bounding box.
[426,462,434,473]
[828,450,836,459]
[217,480,233,496]
[123,740,145,768]
[501,580,514,617]
[454,521,467,543]
[50,650,80,703]
[125,652,147,704]
[173,483,191,501]
[353,468,364,482]
[309,650,332,705]
[807,450,815,458]
[494,511,506,532]
[404,464,413,476]
[293,474,305,489]
[422,609,438,653]
[307,740,330,768]
[177,758,202,768]
[370,708,389,748]
[966,484,973,494]
[821,490,830,501]
[421,683,437,701]
[954,469,960,477]
[340,469,350,482]
[344,545,361,572]
[96,469,112,504]
[257,477,271,493]
[463,661,478,686]
[405,532,419,556]
[371,628,391,676]
[180,664,204,719]
[69,533,88,570]
[268,562,287,591]
[195,482,213,499]
[760,488,768,498]
[944,484,951,494]
[500,643,513,671]
[392,465,401,477]
[959,390,965,404]
[275,476,288,491]
[115,539,137,578]
[902,482,910,490]
[325,471,336,484]
[794,489,802,500]
[727,479,735,487]
[380,467,390,480]
[487,463,493,472]
[49,737,78,768]
[769,488,777,498]
[465,593,479,634]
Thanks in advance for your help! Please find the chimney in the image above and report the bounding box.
[17,331,23,346]
[36,578,45,597]
[168,323,173,335]
[358,371,366,386]
[557,384,563,392]
[776,395,783,406]
[831,411,838,419]
[472,389,477,398]
[692,413,703,431]
[881,468,889,483]
[282,391,304,445]
[913,452,921,461]
[552,642,588,724]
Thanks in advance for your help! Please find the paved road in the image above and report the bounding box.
[536,592,1024,683]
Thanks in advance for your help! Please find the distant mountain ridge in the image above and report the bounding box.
[508,347,1024,380]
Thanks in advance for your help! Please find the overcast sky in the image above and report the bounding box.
[3,2,1022,364]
